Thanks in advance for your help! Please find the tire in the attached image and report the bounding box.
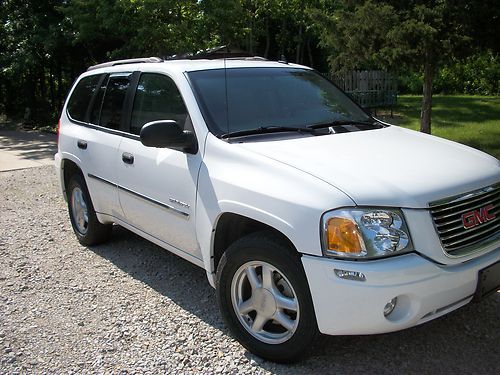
[216,231,318,362]
[67,173,112,246]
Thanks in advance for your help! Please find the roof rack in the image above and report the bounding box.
[87,57,163,71]
[86,47,267,71]
[166,45,267,61]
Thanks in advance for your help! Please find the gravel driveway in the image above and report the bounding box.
[1,165,499,374]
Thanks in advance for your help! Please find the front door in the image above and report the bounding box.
[116,72,202,259]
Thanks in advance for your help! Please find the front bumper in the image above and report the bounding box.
[302,248,500,335]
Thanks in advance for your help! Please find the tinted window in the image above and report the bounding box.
[67,75,101,122]
[89,77,107,125]
[188,68,371,136]
[99,75,131,130]
[130,73,188,135]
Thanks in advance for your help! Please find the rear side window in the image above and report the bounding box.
[98,75,131,130]
[89,78,107,125]
[67,75,101,122]
[130,73,188,135]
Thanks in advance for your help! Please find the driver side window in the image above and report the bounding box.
[130,73,188,135]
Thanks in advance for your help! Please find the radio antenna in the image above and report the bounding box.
[223,45,230,139]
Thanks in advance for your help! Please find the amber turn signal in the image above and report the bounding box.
[326,217,363,254]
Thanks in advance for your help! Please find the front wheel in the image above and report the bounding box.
[216,232,318,362]
[67,174,112,246]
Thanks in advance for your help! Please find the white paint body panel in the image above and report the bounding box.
[238,125,500,208]
[57,111,123,219]
[116,137,202,258]
[55,59,500,337]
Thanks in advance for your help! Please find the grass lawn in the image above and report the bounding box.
[377,95,500,159]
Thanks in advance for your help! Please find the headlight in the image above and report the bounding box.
[321,208,412,258]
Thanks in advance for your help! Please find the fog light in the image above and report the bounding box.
[383,297,398,316]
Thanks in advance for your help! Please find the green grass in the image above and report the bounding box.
[377,95,500,159]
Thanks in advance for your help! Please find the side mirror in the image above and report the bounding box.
[140,120,198,154]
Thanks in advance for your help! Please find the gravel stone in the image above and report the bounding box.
[0,165,499,373]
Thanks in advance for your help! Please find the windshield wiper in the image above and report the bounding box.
[221,125,327,139]
[308,120,382,129]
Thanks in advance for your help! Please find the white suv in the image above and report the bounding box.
[55,57,500,362]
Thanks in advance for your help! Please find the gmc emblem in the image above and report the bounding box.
[461,204,496,229]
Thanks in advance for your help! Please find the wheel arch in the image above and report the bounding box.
[61,157,84,201]
[212,212,299,276]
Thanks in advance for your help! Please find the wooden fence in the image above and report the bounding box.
[329,71,398,111]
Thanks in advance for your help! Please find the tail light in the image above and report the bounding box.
[56,119,61,145]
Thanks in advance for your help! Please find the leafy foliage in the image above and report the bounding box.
[0,0,498,132]
[435,52,500,96]
[400,52,500,96]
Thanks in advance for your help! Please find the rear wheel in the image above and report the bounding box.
[216,232,318,362]
[67,174,111,246]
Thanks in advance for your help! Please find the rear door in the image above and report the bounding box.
[116,72,202,259]
[83,72,134,219]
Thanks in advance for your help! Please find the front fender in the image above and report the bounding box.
[195,135,355,284]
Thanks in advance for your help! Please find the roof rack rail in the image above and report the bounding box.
[227,56,268,61]
[165,45,266,61]
[87,57,163,71]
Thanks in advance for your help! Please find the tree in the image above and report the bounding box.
[1,0,71,120]
[2,0,495,129]
[312,0,473,134]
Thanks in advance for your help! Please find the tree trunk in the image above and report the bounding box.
[279,19,286,58]
[49,60,56,112]
[264,18,270,58]
[248,16,254,54]
[56,59,63,110]
[26,70,37,117]
[420,60,435,134]
[39,66,46,99]
[4,79,13,116]
[307,38,313,68]
[296,24,302,64]
[70,59,75,83]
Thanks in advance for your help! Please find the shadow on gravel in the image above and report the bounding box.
[89,226,221,326]
[0,130,57,161]
[88,226,500,373]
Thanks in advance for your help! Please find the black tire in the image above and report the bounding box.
[67,173,112,246]
[216,231,318,363]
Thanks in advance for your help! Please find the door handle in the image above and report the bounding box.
[77,140,87,150]
[122,152,134,164]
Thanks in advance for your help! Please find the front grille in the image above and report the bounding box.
[429,184,500,255]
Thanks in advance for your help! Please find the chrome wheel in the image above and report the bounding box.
[71,187,89,235]
[231,261,299,344]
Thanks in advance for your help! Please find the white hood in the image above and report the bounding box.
[238,126,500,208]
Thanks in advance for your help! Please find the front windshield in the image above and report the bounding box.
[187,67,372,137]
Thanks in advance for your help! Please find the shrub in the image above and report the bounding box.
[398,50,499,95]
